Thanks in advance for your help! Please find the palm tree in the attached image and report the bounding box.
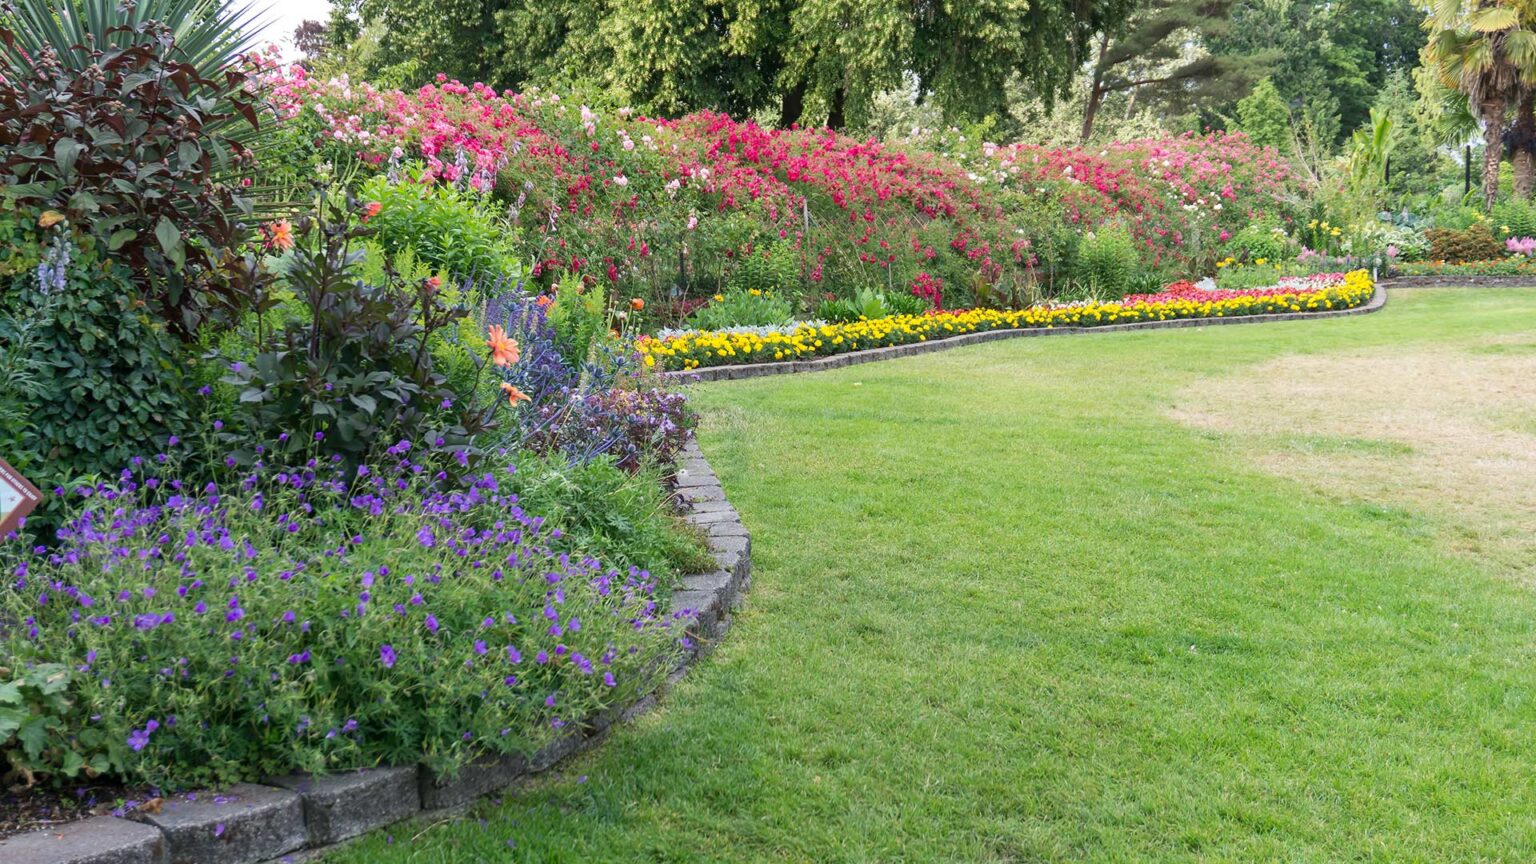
[1422,0,1536,206]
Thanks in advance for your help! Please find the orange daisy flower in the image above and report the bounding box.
[500,382,530,405]
[487,325,520,367]
[629,297,645,311]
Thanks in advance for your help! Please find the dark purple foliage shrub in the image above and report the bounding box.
[524,388,694,473]
[0,439,690,789]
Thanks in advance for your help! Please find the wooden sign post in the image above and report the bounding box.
[0,457,43,540]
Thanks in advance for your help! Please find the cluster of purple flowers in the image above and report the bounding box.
[0,439,693,789]
[484,289,577,406]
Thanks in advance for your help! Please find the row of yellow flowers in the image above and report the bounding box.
[636,271,1374,372]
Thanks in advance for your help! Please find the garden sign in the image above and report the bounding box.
[0,457,42,540]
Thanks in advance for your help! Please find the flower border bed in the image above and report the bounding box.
[0,442,748,864]
[661,280,1388,383]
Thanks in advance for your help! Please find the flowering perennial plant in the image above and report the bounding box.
[0,442,688,789]
[923,130,1301,272]
[637,272,1374,371]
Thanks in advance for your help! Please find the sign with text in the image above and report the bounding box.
[0,457,43,540]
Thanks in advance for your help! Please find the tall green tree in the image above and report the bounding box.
[1421,0,1536,206]
[1209,0,1425,143]
[1235,76,1292,147]
[344,0,1132,130]
[1077,0,1270,141]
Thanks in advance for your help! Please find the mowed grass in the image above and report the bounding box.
[332,289,1536,863]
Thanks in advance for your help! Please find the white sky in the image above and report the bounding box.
[249,0,334,58]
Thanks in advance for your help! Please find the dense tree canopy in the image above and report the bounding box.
[1207,0,1425,142]
[340,0,1134,128]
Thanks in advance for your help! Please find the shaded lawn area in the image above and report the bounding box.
[331,289,1536,862]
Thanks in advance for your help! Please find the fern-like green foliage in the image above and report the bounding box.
[546,273,609,369]
[1075,224,1140,298]
[358,170,521,284]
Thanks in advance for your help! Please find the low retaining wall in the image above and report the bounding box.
[1378,275,1536,289]
[0,441,748,864]
[664,284,1389,383]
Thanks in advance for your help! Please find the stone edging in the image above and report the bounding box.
[0,441,748,864]
[1378,275,1536,289]
[662,284,1389,383]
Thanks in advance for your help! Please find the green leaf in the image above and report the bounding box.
[154,217,184,268]
[54,138,85,177]
[108,228,138,250]
[0,707,24,740]
[18,716,49,759]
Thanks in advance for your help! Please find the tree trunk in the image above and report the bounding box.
[1484,97,1508,209]
[1080,33,1110,144]
[780,80,807,128]
[1514,93,1536,199]
[1081,82,1105,144]
[827,85,847,131]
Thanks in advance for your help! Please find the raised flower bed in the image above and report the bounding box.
[638,271,1378,375]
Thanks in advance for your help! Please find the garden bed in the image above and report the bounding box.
[0,445,749,864]
[661,276,1386,382]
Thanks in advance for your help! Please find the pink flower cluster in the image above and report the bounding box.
[255,63,1026,297]
[1123,273,1347,305]
[980,133,1298,269]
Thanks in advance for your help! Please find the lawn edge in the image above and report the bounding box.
[0,441,749,864]
[663,284,1389,383]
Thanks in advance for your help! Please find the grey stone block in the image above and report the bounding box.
[682,498,736,515]
[706,520,748,538]
[671,469,718,488]
[529,732,586,772]
[677,484,725,503]
[684,507,740,525]
[709,534,749,556]
[130,784,303,864]
[0,816,168,864]
[672,588,724,640]
[266,766,420,846]
[419,753,528,811]
[680,570,732,596]
[712,548,742,578]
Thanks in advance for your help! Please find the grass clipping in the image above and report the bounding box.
[1171,338,1536,580]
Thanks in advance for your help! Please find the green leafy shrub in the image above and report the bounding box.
[815,288,927,322]
[504,456,714,580]
[1491,199,1536,240]
[0,448,684,788]
[726,241,799,296]
[545,273,611,369]
[218,197,493,466]
[358,171,521,281]
[686,288,794,330]
[0,219,190,491]
[1,664,120,788]
[0,0,266,335]
[1075,224,1140,298]
[1424,223,1503,262]
[1225,220,1293,263]
[1216,263,1288,290]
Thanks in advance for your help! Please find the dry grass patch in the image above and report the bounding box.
[1171,335,1536,579]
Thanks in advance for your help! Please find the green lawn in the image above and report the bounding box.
[332,288,1536,863]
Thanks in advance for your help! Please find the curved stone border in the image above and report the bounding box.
[0,441,747,864]
[1379,275,1536,289]
[661,285,1388,383]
